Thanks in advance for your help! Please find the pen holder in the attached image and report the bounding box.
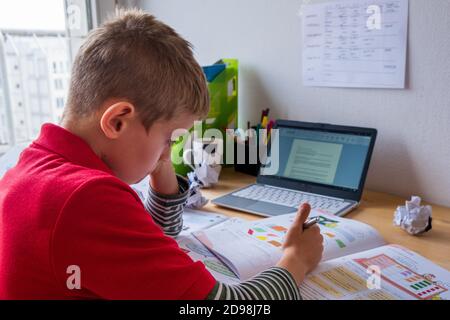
[234,128,266,176]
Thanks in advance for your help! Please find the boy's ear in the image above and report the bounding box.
[99,101,136,139]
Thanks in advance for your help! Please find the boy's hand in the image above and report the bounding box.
[276,203,324,286]
[149,146,179,195]
[151,146,172,173]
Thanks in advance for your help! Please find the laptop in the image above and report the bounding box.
[213,120,377,217]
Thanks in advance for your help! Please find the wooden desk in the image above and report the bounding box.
[200,168,450,270]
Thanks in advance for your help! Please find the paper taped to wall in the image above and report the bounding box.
[302,0,409,89]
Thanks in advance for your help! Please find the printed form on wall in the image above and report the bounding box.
[302,0,409,89]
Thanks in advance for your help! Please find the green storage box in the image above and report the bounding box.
[172,59,239,176]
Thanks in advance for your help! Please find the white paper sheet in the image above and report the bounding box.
[302,0,409,88]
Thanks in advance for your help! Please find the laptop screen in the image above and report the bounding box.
[266,126,372,191]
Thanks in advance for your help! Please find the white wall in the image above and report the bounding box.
[138,0,450,207]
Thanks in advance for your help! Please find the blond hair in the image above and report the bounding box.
[65,9,209,128]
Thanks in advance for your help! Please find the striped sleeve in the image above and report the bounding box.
[206,267,302,300]
[144,175,189,237]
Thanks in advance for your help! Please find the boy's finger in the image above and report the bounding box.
[291,203,311,230]
[283,203,312,248]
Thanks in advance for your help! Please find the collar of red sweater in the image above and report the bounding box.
[33,123,114,175]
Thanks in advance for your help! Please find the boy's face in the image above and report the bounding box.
[103,111,197,185]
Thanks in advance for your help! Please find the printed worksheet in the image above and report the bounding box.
[302,0,409,88]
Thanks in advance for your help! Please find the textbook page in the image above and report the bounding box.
[177,234,240,285]
[178,208,229,237]
[194,211,385,280]
[174,210,239,284]
[130,176,150,203]
[300,245,450,300]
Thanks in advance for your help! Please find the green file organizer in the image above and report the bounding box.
[171,59,239,176]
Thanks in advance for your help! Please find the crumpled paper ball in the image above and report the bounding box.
[187,163,222,189]
[393,196,432,235]
[185,184,209,209]
[185,164,222,209]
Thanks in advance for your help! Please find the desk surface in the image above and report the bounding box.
[200,168,450,270]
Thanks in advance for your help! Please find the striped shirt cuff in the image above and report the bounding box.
[144,175,189,237]
[207,267,302,300]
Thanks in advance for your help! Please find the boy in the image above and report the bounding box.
[0,10,323,300]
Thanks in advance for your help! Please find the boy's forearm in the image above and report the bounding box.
[145,170,190,237]
[207,267,302,300]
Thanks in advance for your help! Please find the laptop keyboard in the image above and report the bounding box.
[232,185,351,215]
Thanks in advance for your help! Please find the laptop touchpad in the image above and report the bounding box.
[216,196,257,208]
[246,202,296,216]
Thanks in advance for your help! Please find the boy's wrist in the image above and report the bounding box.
[276,255,307,286]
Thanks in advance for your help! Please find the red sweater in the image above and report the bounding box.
[0,124,215,300]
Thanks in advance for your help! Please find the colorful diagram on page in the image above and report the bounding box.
[317,215,340,228]
[317,215,356,250]
[248,214,356,250]
[247,224,288,249]
[355,254,448,300]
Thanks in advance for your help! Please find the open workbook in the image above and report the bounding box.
[127,178,450,300]
[191,211,450,300]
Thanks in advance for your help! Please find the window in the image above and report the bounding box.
[0,0,67,148]
[56,97,65,109]
[0,1,122,154]
[54,79,63,90]
[0,0,93,152]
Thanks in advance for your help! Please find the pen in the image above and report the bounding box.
[303,217,320,230]
[267,120,274,133]
[261,116,269,129]
[260,108,270,123]
[266,120,275,143]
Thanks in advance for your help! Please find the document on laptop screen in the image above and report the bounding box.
[273,127,372,190]
[283,139,343,185]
